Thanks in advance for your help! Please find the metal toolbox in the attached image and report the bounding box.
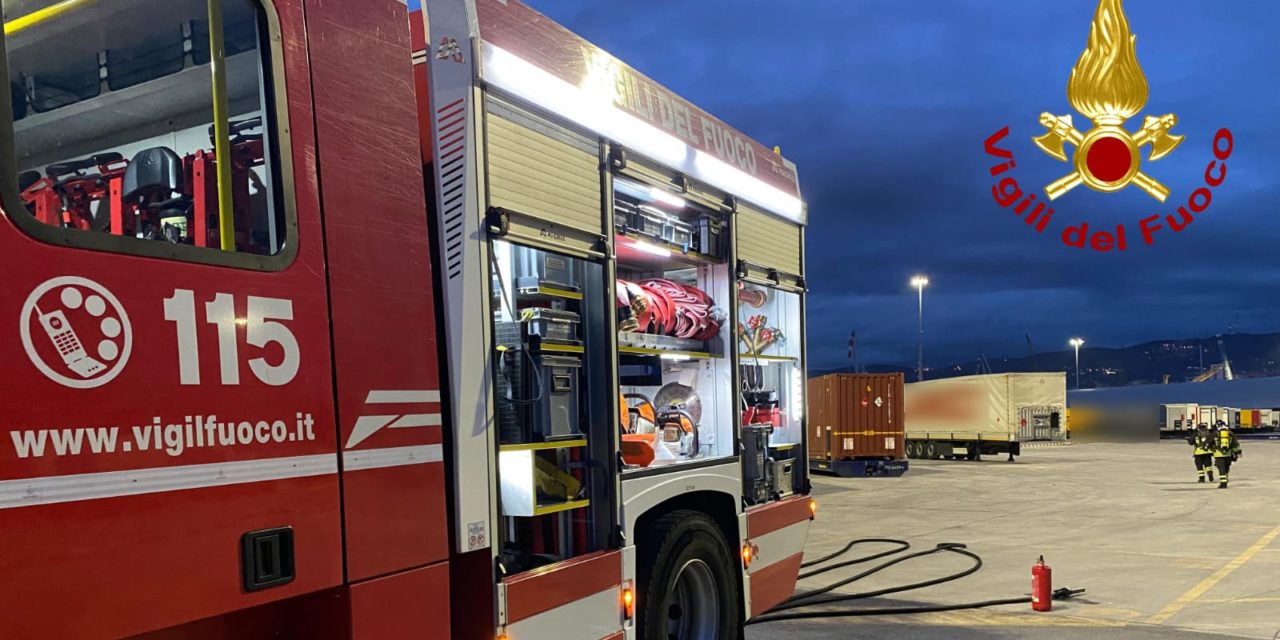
[497,350,583,444]
[617,196,694,248]
[613,195,640,231]
[514,244,579,292]
[694,217,725,257]
[771,458,794,498]
[741,425,772,504]
[523,308,580,344]
[636,207,693,247]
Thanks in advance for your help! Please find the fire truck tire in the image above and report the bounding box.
[638,509,741,640]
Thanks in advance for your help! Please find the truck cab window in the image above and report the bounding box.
[2,0,285,258]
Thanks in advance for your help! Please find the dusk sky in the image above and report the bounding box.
[525,0,1280,372]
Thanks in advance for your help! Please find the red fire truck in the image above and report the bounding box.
[0,0,811,638]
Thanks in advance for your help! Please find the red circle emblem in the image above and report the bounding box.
[1085,136,1132,183]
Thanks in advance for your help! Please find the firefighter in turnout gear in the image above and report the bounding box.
[1212,420,1242,489]
[1189,423,1215,483]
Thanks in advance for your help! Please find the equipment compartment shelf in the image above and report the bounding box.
[531,499,591,516]
[617,331,718,357]
[533,343,586,355]
[517,284,584,301]
[498,446,590,517]
[614,232,723,270]
[499,439,588,452]
[619,344,719,359]
[739,353,799,362]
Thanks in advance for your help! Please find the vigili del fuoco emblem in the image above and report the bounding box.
[1033,0,1183,202]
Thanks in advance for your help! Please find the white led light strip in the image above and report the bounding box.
[482,44,804,223]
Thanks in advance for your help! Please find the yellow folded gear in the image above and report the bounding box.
[533,454,582,501]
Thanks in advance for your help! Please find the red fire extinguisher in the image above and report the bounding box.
[1031,555,1052,611]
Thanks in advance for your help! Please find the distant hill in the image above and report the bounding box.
[821,332,1280,388]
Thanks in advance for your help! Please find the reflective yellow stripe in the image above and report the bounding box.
[3,0,98,35]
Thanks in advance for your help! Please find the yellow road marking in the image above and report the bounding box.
[835,609,1130,628]
[920,609,1129,627]
[1200,595,1280,605]
[1147,523,1280,624]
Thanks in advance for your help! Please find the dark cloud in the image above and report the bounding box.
[528,0,1280,369]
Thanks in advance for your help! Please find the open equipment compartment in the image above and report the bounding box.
[490,238,615,576]
[736,198,808,505]
[479,92,618,579]
[613,151,736,471]
[739,283,804,502]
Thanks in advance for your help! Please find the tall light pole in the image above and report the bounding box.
[911,275,929,382]
[1069,337,1085,390]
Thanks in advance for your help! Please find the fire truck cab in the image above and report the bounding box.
[0,0,811,638]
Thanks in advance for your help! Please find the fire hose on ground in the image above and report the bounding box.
[747,538,1086,624]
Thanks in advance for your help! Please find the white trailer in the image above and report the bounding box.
[904,373,1067,460]
[1198,405,1219,426]
[1160,403,1200,437]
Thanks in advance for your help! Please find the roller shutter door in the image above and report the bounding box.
[736,202,802,276]
[485,98,602,236]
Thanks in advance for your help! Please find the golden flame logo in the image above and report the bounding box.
[1068,0,1147,124]
[1033,0,1182,201]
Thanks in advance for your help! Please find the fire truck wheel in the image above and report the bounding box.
[638,509,740,640]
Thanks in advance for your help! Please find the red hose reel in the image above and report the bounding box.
[616,278,722,341]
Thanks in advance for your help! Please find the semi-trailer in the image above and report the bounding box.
[904,373,1067,460]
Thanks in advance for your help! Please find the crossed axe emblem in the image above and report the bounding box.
[1033,112,1183,202]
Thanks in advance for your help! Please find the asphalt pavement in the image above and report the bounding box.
[748,441,1280,640]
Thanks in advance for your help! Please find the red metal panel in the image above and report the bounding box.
[451,549,499,640]
[7,478,341,640]
[749,553,803,617]
[808,373,905,460]
[304,0,448,581]
[409,8,426,52]
[503,550,623,624]
[126,587,350,640]
[344,459,449,573]
[746,495,812,539]
[0,0,342,637]
[350,561,451,639]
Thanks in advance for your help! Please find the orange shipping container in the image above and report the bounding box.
[808,373,905,461]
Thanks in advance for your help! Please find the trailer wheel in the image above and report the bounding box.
[905,441,917,459]
[923,441,938,459]
[638,510,740,640]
